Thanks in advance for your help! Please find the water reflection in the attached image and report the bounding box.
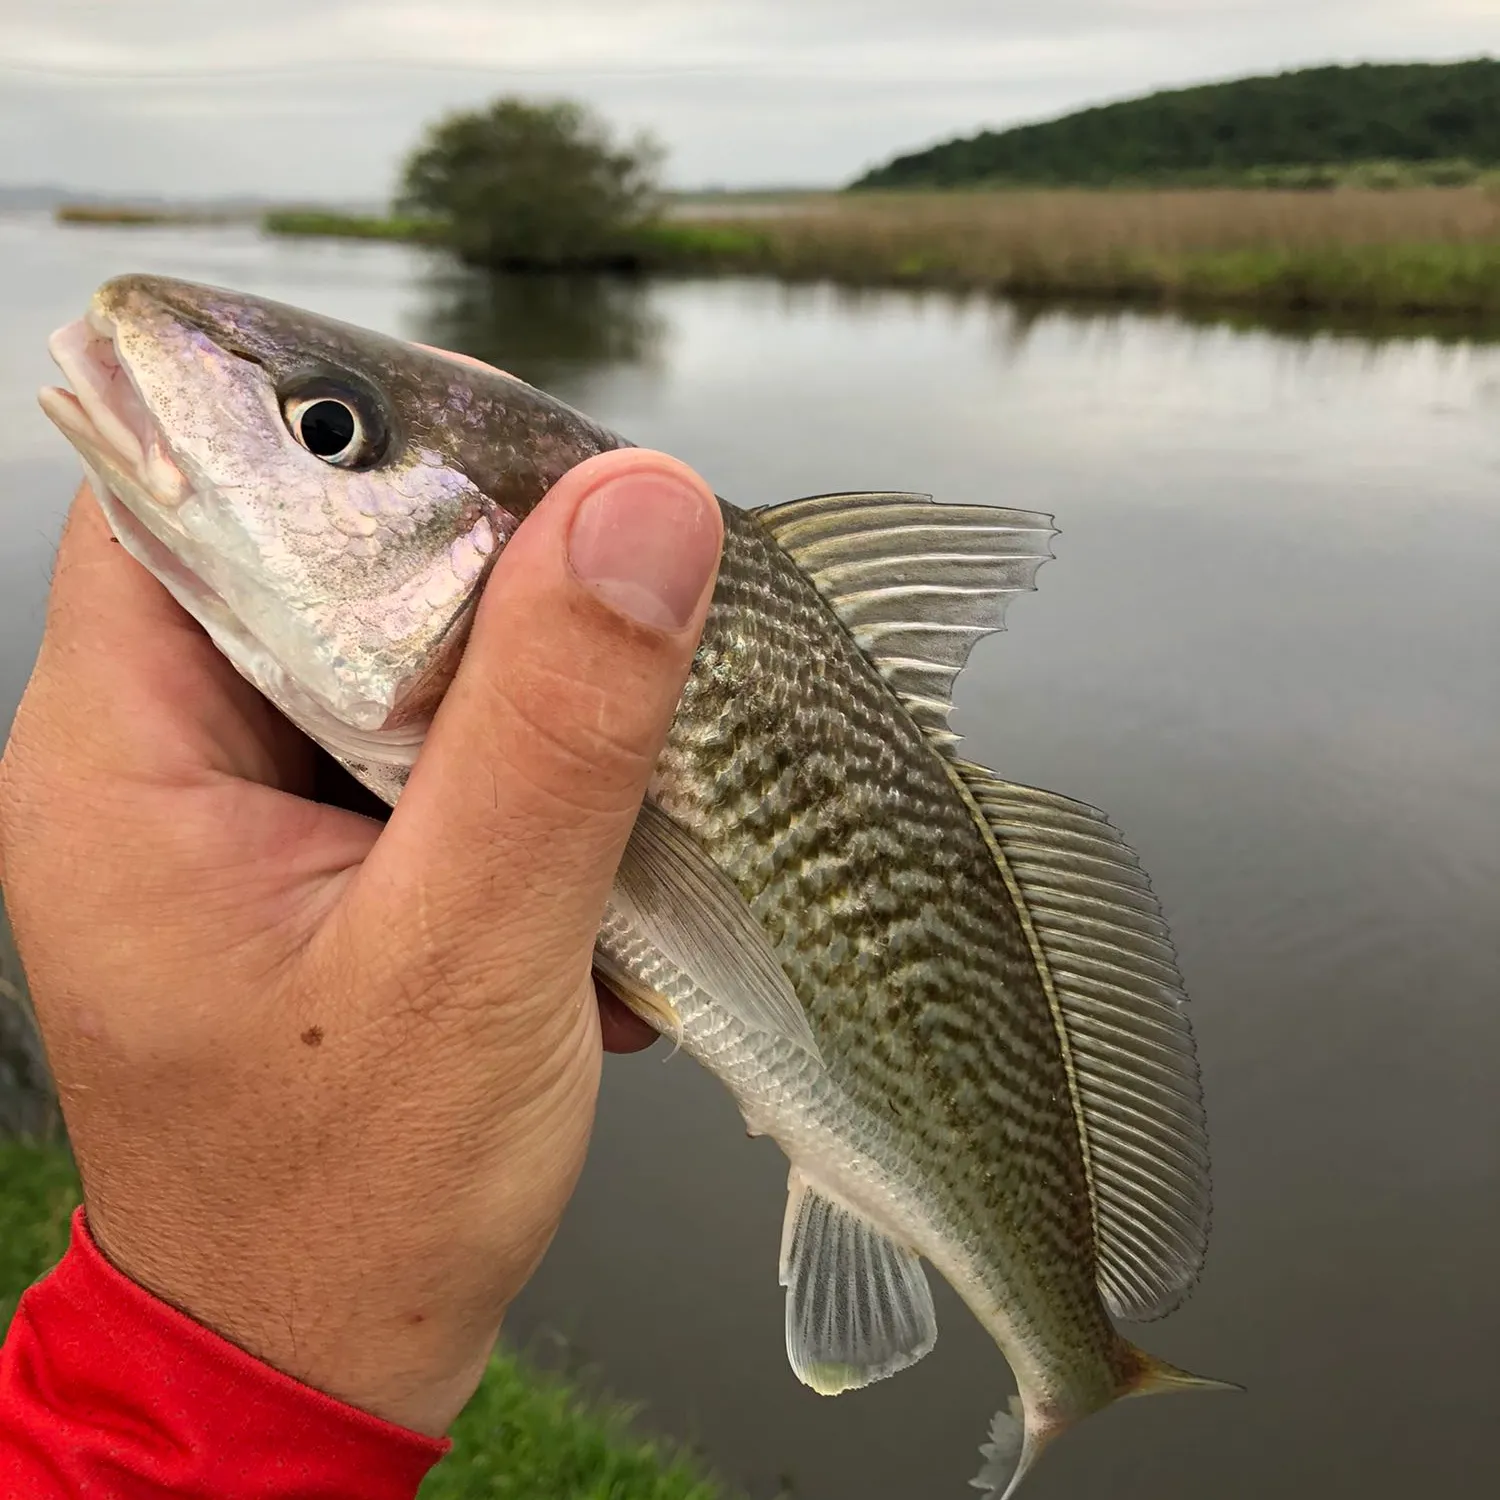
[665,274,1500,359]
[1,217,1499,1499]
[1094,297,1500,347]
[410,265,664,394]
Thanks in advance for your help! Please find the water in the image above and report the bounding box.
[2,212,1498,1498]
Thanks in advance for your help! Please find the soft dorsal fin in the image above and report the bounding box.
[953,764,1211,1321]
[753,493,1056,752]
[754,491,1206,1316]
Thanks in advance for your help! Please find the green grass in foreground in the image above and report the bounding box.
[424,1359,724,1500]
[0,1142,80,1332]
[0,1143,727,1500]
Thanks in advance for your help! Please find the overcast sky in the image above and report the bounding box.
[1,1,1494,198]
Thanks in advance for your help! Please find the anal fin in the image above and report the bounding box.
[778,1168,937,1395]
[971,1398,1027,1497]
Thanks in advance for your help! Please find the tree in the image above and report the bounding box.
[852,60,1500,188]
[398,98,664,268]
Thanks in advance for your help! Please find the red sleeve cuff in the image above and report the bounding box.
[0,1208,450,1498]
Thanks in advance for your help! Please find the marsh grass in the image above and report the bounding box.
[264,186,1500,316]
[651,186,1500,313]
[0,1143,731,1499]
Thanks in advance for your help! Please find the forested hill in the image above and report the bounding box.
[853,60,1500,188]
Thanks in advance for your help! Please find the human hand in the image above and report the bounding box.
[0,446,722,1436]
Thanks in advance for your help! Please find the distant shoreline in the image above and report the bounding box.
[53,204,238,227]
[53,189,1500,321]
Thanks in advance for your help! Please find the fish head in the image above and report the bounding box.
[39,274,623,778]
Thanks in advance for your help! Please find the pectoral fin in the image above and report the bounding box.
[609,801,822,1060]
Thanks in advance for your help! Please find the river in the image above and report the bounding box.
[1,211,1497,1499]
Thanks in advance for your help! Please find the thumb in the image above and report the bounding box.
[354,448,723,1009]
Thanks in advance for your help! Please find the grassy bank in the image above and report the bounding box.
[648,187,1500,316]
[0,1143,728,1499]
[0,1143,78,1331]
[55,205,232,226]
[261,186,1500,318]
[1,921,59,1144]
[263,209,449,244]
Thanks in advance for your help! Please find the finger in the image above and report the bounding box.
[412,342,512,379]
[352,449,722,1008]
[596,984,660,1055]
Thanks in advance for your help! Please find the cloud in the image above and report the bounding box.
[0,1,1492,195]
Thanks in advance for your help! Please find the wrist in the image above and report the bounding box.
[1,1209,450,1496]
[82,1191,502,1437]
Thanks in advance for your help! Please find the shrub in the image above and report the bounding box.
[398,99,663,269]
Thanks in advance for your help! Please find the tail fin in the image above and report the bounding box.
[970,1353,1240,1495]
[970,1351,1239,1497]
[1122,1346,1244,1400]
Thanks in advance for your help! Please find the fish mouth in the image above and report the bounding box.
[39,304,263,675]
[38,297,429,767]
[40,307,189,505]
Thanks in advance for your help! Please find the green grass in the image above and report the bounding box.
[262,210,450,244]
[0,1142,81,1332]
[0,1143,729,1500]
[635,208,1500,315]
[1158,242,1500,314]
[423,1357,725,1500]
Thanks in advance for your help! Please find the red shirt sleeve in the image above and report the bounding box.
[0,1209,450,1497]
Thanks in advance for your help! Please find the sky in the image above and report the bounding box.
[0,1,1494,199]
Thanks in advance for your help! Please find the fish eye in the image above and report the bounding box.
[281,379,388,469]
[285,395,367,467]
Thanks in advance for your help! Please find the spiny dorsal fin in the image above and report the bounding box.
[753,493,1057,752]
[954,764,1211,1322]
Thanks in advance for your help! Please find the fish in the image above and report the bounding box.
[40,275,1234,1495]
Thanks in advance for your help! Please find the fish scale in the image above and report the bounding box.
[41,275,1232,1497]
